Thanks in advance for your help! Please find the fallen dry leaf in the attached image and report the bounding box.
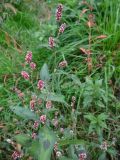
[4,3,17,14]
[97,35,107,39]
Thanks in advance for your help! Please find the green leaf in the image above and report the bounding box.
[98,152,107,160]
[70,74,81,86]
[59,156,73,160]
[38,127,56,160]
[10,106,38,120]
[39,92,67,104]
[40,63,50,81]
[107,148,117,156]
[14,134,31,145]
[59,138,86,146]
[68,145,78,160]
[28,140,41,158]
[98,113,108,121]
[84,114,96,121]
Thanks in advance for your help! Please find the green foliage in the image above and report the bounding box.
[84,113,108,136]
[40,63,50,81]
[14,127,56,160]
[9,105,39,120]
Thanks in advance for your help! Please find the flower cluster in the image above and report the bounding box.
[12,151,21,160]
[46,100,52,109]
[37,80,45,90]
[32,132,37,139]
[30,100,35,111]
[30,62,36,70]
[59,60,67,68]
[33,121,39,129]
[21,51,36,80]
[79,153,87,160]
[56,4,63,21]
[21,71,29,80]
[59,23,66,34]
[25,51,32,63]
[40,115,46,124]
[49,37,55,48]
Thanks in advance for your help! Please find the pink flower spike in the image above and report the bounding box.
[40,115,46,124]
[25,51,32,63]
[37,80,45,90]
[30,62,36,70]
[12,151,21,160]
[33,121,39,129]
[46,100,52,109]
[21,71,29,80]
[32,132,37,139]
[79,153,87,160]
[59,60,67,68]
[30,100,35,111]
[59,23,66,34]
[56,4,63,21]
[49,37,55,48]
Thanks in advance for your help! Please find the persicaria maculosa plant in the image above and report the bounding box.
[10,2,117,160]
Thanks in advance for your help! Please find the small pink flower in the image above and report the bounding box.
[21,71,29,80]
[40,115,46,124]
[25,51,32,63]
[46,100,52,109]
[30,62,36,70]
[37,80,45,90]
[49,37,55,48]
[56,4,63,21]
[59,60,67,68]
[32,132,37,139]
[79,153,87,160]
[33,121,39,129]
[30,100,35,111]
[59,23,66,33]
[12,151,21,160]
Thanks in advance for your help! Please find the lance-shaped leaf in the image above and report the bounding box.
[10,106,38,120]
[38,127,56,160]
[59,138,86,146]
[40,63,50,81]
[39,92,67,105]
[14,134,31,145]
